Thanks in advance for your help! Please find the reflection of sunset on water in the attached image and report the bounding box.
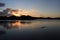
[9,21,22,29]
[11,21,21,27]
[0,20,60,31]
[7,20,41,30]
[9,20,31,30]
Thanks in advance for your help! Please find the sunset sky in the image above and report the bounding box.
[0,0,60,17]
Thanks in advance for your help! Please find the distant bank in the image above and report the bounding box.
[0,15,60,20]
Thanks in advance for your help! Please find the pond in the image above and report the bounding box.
[0,20,60,40]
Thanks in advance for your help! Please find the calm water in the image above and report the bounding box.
[0,20,60,40]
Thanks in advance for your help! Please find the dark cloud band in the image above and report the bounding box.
[0,2,5,7]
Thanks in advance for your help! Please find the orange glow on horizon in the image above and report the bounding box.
[11,11,21,17]
[7,8,41,17]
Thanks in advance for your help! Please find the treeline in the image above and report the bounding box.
[0,15,60,20]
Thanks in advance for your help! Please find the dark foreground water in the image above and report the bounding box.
[0,20,60,40]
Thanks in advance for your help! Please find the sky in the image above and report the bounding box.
[0,0,60,17]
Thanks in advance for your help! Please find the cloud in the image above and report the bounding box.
[0,2,5,7]
[11,8,40,17]
[0,8,40,17]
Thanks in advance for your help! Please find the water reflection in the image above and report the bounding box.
[0,20,60,40]
[0,20,32,30]
[0,20,60,30]
[0,30,6,36]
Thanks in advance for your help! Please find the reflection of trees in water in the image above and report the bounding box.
[0,20,31,30]
[20,21,31,24]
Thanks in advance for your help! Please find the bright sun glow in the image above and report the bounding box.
[10,8,40,17]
